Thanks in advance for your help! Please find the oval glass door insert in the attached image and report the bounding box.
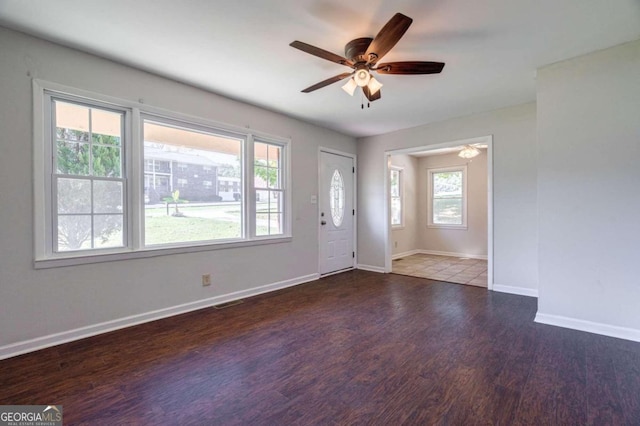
[329,169,345,227]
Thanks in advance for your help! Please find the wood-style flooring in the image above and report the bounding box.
[1,270,639,425]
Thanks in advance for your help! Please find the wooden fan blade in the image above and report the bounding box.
[301,72,353,93]
[362,85,381,102]
[290,41,354,67]
[375,61,445,75]
[365,13,413,64]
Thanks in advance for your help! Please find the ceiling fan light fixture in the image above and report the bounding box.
[367,77,383,95]
[341,78,358,96]
[458,145,480,159]
[354,68,371,87]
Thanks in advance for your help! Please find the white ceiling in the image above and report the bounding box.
[0,0,638,138]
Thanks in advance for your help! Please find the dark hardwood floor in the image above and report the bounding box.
[1,270,639,425]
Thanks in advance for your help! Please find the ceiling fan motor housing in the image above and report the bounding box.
[345,37,374,64]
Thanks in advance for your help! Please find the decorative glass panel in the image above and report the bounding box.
[329,169,345,227]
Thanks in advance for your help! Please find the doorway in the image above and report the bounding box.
[384,136,494,290]
[319,149,355,275]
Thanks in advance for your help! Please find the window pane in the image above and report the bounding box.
[390,170,400,197]
[57,215,92,251]
[255,142,281,189]
[92,146,121,177]
[94,215,124,248]
[433,198,462,225]
[433,171,462,198]
[143,120,243,245]
[91,108,122,145]
[58,178,91,214]
[57,141,90,175]
[391,197,402,225]
[55,101,89,139]
[93,180,123,214]
[256,213,270,236]
[270,213,283,235]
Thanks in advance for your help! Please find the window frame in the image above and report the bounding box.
[389,166,404,229]
[427,165,468,230]
[33,80,291,269]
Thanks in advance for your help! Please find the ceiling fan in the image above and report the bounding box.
[290,13,445,104]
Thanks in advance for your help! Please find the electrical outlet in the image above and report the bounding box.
[202,274,211,287]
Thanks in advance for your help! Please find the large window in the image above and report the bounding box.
[36,84,290,266]
[428,166,467,229]
[389,167,403,227]
[142,117,244,246]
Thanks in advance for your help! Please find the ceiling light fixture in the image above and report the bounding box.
[341,78,358,96]
[354,67,371,87]
[367,77,383,95]
[458,145,480,159]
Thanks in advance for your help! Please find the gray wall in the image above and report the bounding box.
[389,154,418,256]
[357,103,538,292]
[536,39,640,332]
[0,27,356,351]
[417,151,488,257]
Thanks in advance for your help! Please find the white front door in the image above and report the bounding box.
[319,151,354,275]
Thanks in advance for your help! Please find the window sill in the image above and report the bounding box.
[427,224,468,230]
[391,225,405,230]
[34,236,292,269]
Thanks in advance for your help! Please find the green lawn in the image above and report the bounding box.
[145,215,243,245]
[144,202,274,245]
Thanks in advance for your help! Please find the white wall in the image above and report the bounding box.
[357,103,538,293]
[417,151,488,257]
[389,154,418,256]
[0,27,356,355]
[536,39,640,336]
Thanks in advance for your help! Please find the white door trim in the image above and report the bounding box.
[318,147,357,275]
[383,135,494,290]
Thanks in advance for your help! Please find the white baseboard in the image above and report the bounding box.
[357,264,386,273]
[391,250,420,260]
[492,284,538,298]
[0,273,320,361]
[535,312,640,343]
[419,250,488,260]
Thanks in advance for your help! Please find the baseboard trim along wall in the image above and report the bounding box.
[420,250,488,260]
[535,313,640,343]
[0,273,320,361]
[391,249,488,261]
[391,250,421,260]
[492,284,538,298]
[356,264,386,273]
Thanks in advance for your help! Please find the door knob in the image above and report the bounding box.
[321,220,327,225]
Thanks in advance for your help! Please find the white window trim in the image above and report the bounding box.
[33,79,291,269]
[427,165,468,230]
[389,166,404,229]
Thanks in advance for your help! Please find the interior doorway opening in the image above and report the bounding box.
[383,136,493,290]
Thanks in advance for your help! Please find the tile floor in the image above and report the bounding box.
[392,253,488,288]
